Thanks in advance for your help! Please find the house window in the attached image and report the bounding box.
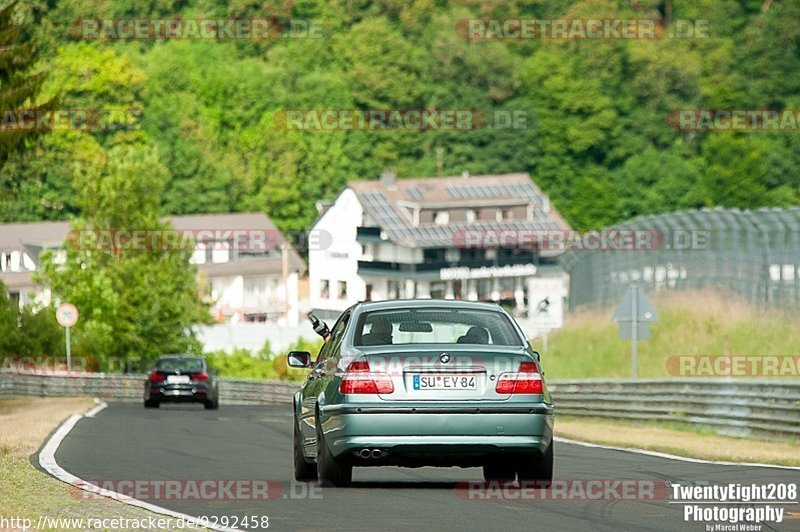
[434,211,450,225]
[320,280,330,299]
[423,248,446,263]
[496,209,513,222]
[244,277,268,308]
[430,282,445,299]
[211,241,230,263]
[460,248,486,264]
[387,280,401,299]
[465,209,477,222]
[190,243,206,264]
[337,281,347,300]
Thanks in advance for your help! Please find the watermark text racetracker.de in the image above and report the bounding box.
[72,228,333,253]
[70,478,322,501]
[670,482,797,530]
[0,515,206,530]
[456,479,668,501]
[273,109,532,131]
[0,108,141,132]
[669,109,800,131]
[72,17,323,40]
[667,355,800,377]
[1,356,88,375]
[457,18,709,41]
[451,228,708,252]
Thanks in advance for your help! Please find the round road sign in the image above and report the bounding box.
[56,303,79,328]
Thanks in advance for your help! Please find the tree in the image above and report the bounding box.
[0,281,22,355]
[0,0,52,171]
[37,145,211,368]
[0,280,63,358]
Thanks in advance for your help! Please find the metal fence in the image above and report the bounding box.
[562,207,800,310]
[0,371,297,405]
[550,379,800,442]
[2,372,798,441]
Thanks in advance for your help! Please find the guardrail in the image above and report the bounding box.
[0,371,297,406]
[1,372,798,441]
[549,379,800,441]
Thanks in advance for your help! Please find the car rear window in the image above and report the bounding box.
[156,357,204,372]
[354,308,522,347]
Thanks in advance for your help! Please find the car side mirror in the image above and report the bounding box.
[531,350,541,361]
[287,351,313,368]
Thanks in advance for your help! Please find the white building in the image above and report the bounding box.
[309,172,571,324]
[0,212,305,326]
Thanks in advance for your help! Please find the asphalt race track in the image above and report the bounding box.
[50,403,799,531]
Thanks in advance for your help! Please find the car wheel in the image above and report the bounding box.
[483,463,516,482]
[144,398,159,409]
[294,419,317,481]
[516,440,553,488]
[204,398,219,410]
[316,417,352,487]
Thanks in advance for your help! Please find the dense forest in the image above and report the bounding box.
[2,0,799,234]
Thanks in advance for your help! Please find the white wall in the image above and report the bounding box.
[209,272,300,325]
[309,188,366,310]
[197,323,318,353]
[373,242,419,263]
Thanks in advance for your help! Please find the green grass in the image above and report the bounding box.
[542,290,800,379]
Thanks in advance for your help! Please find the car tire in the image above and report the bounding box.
[483,463,516,482]
[316,417,352,487]
[516,440,553,488]
[204,398,219,410]
[144,398,159,409]
[294,419,317,481]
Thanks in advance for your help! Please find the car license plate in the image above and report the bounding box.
[412,375,476,390]
[167,375,190,384]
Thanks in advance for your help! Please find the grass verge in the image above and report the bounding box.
[0,397,204,530]
[543,289,800,379]
[556,415,800,467]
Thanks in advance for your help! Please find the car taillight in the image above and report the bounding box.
[149,371,166,383]
[495,361,543,394]
[191,372,208,381]
[340,360,394,394]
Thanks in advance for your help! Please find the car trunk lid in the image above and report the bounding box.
[356,344,532,401]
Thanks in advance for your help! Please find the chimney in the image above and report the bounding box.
[315,200,333,216]
[380,170,397,188]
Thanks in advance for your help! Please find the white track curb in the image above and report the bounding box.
[37,399,239,532]
[555,436,800,471]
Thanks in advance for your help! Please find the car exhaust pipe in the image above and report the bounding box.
[370,449,383,459]
[359,448,371,459]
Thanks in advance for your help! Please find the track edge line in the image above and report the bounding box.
[37,399,240,532]
[554,436,800,470]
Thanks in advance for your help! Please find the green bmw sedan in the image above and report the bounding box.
[288,299,555,487]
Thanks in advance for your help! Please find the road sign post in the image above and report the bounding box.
[56,303,79,372]
[613,284,657,379]
[526,277,566,349]
[630,285,638,378]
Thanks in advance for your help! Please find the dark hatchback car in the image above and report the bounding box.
[144,355,219,409]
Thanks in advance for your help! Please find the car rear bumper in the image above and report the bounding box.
[319,404,554,460]
[148,384,210,402]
